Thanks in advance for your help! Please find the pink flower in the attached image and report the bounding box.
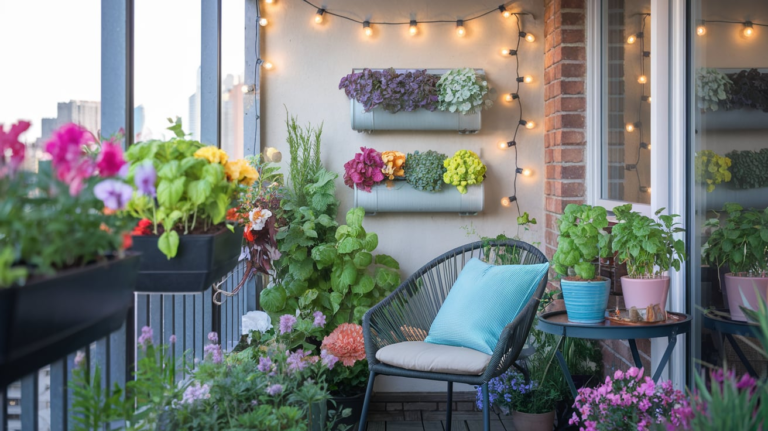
[626,366,642,379]
[343,147,385,192]
[169,335,177,344]
[137,326,153,349]
[0,121,30,177]
[45,123,95,196]
[613,369,624,380]
[321,323,366,366]
[96,139,126,177]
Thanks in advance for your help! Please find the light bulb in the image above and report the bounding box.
[696,25,706,36]
[626,123,635,132]
[265,0,273,3]
[409,20,418,36]
[743,22,754,37]
[501,48,516,56]
[648,96,652,103]
[241,84,250,94]
[525,33,535,43]
[522,169,532,176]
[504,94,513,102]
[499,141,508,150]
[501,196,515,207]
[263,61,273,70]
[638,75,648,84]
[363,21,372,37]
[525,121,535,129]
[314,8,325,24]
[627,34,637,44]
[640,186,651,193]
[259,18,268,26]
[524,75,533,84]
[499,5,511,18]
[456,21,466,37]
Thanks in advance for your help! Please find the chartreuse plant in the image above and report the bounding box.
[404,150,447,192]
[443,150,486,194]
[551,204,612,281]
[702,203,768,276]
[612,205,687,278]
[694,150,732,192]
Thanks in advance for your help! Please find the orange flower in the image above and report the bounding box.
[244,225,255,242]
[381,151,406,180]
[122,233,133,249]
[321,323,366,367]
[226,207,239,221]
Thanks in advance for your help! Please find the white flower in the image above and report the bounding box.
[242,311,272,336]
[248,208,273,231]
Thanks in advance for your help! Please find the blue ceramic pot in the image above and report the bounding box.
[560,277,611,324]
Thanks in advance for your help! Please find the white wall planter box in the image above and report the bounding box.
[349,68,484,133]
[702,184,768,211]
[354,181,484,215]
[700,109,768,131]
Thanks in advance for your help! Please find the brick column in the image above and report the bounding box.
[543,0,587,283]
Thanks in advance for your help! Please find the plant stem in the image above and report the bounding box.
[190,209,198,234]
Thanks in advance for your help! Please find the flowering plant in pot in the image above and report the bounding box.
[343,147,385,192]
[0,121,139,386]
[611,205,687,313]
[701,203,768,321]
[551,204,613,324]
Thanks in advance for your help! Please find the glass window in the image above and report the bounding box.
[221,0,246,158]
[600,0,651,205]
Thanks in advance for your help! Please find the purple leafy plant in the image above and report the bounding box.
[343,147,385,192]
[339,68,439,113]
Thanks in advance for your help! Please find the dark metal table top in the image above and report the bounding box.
[537,310,692,340]
[703,310,761,338]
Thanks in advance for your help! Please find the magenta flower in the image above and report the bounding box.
[134,162,156,197]
[313,311,327,328]
[96,140,126,177]
[266,384,283,396]
[137,326,153,349]
[343,147,385,192]
[279,314,297,334]
[0,121,30,178]
[45,123,96,196]
[94,179,133,210]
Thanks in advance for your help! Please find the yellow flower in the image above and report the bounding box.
[194,146,229,165]
[381,151,406,180]
[225,159,260,185]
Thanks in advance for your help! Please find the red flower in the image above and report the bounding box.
[321,323,366,367]
[131,219,153,236]
[226,207,239,221]
[122,233,133,250]
[244,225,255,242]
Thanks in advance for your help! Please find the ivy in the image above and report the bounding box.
[551,204,612,280]
[404,150,447,192]
[702,203,768,276]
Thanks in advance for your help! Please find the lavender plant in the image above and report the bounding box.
[338,68,439,113]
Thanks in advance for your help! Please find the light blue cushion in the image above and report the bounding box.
[424,258,548,355]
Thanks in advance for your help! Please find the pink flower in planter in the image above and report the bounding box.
[343,147,385,192]
[96,139,126,177]
[0,120,30,178]
[45,123,96,196]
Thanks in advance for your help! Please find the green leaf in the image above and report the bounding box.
[340,261,358,288]
[353,251,373,269]
[311,245,337,269]
[316,214,337,227]
[298,289,319,308]
[338,237,363,254]
[203,163,225,184]
[345,207,365,228]
[363,232,378,252]
[573,262,596,280]
[207,193,230,224]
[374,267,400,289]
[329,292,343,314]
[375,254,400,270]
[157,160,180,180]
[156,178,185,207]
[260,286,287,313]
[157,231,180,259]
[164,210,183,230]
[352,275,375,295]
[289,258,315,281]
[353,306,368,323]
[187,179,213,205]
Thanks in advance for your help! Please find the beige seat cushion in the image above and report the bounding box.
[375,341,492,375]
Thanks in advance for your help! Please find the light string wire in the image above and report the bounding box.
[701,19,768,28]
[511,14,524,215]
[627,14,649,195]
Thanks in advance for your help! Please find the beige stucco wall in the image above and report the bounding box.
[261,0,545,391]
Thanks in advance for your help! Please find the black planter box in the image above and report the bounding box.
[0,254,140,387]
[131,226,244,293]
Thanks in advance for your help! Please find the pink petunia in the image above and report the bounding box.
[45,123,96,196]
[96,139,126,177]
[0,121,30,177]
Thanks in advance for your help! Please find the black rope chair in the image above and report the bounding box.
[359,239,549,431]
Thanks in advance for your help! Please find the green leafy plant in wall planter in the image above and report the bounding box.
[551,204,613,324]
[726,148,768,190]
[436,68,493,115]
[696,68,732,112]
[702,203,768,321]
[611,205,686,314]
[694,150,732,192]
[404,150,447,192]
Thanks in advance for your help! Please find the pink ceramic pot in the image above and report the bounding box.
[511,410,556,431]
[621,276,670,310]
[724,273,768,322]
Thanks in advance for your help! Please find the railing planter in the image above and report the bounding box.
[131,225,244,293]
[0,253,140,387]
[353,181,484,214]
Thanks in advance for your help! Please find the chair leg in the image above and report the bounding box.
[358,372,376,431]
[445,381,453,431]
[513,361,531,383]
[482,382,490,431]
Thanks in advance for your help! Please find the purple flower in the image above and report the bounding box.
[266,384,283,396]
[321,349,338,370]
[134,162,156,197]
[207,331,219,344]
[204,343,223,364]
[181,382,211,404]
[286,349,309,372]
[94,179,133,210]
[312,311,326,328]
[736,373,756,390]
[169,335,177,344]
[74,351,86,368]
[279,314,297,334]
[257,356,273,373]
[137,326,153,349]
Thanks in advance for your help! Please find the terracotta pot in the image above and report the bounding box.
[621,276,669,310]
[724,273,768,322]
[560,277,611,324]
[511,410,556,431]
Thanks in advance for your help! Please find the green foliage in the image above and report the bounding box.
[0,164,130,287]
[442,149,486,194]
[436,68,493,114]
[696,67,732,111]
[286,111,323,208]
[702,203,768,275]
[551,204,612,280]
[726,148,768,190]
[612,205,687,278]
[404,150,447,192]
[694,150,732,192]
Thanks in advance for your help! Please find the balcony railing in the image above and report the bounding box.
[0,264,258,431]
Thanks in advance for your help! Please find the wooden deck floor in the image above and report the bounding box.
[364,412,514,431]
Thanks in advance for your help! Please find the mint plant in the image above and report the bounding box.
[611,205,687,278]
[702,203,768,276]
[552,204,612,281]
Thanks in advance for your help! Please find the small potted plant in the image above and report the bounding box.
[405,150,447,192]
[436,67,493,115]
[702,203,768,321]
[125,121,252,292]
[611,204,687,312]
[343,147,385,192]
[443,149,486,194]
[551,204,613,324]
[380,150,405,180]
[0,121,139,386]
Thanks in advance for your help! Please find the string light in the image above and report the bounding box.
[640,142,650,150]
[501,196,517,207]
[504,93,518,102]
[626,122,638,132]
[259,17,268,26]
[522,168,532,176]
[262,61,274,70]
[525,121,535,129]
[265,0,273,4]
[456,20,466,37]
[409,20,418,36]
[637,75,647,84]
[499,5,512,18]
[696,23,706,36]
[628,14,651,197]
[641,95,651,103]
[363,21,372,37]
[499,140,516,150]
[524,75,533,84]
[627,32,643,44]
[314,8,325,24]
[501,48,517,56]
[520,31,535,42]
[640,186,650,193]
[743,21,754,37]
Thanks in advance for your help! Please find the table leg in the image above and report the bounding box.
[651,334,678,382]
[627,339,644,369]
[553,336,578,398]
[725,334,758,377]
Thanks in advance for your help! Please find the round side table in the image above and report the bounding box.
[702,310,761,377]
[536,310,692,398]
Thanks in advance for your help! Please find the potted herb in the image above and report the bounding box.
[124,121,251,292]
[551,204,613,324]
[611,205,687,312]
[443,149,486,194]
[702,203,768,321]
[0,122,139,386]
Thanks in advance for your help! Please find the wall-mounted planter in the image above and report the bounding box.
[354,181,484,214]
[699,108,768,131]
[700,184,768,211]
[349,68,484,133]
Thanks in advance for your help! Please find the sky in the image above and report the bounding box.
[0,0,244,142]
